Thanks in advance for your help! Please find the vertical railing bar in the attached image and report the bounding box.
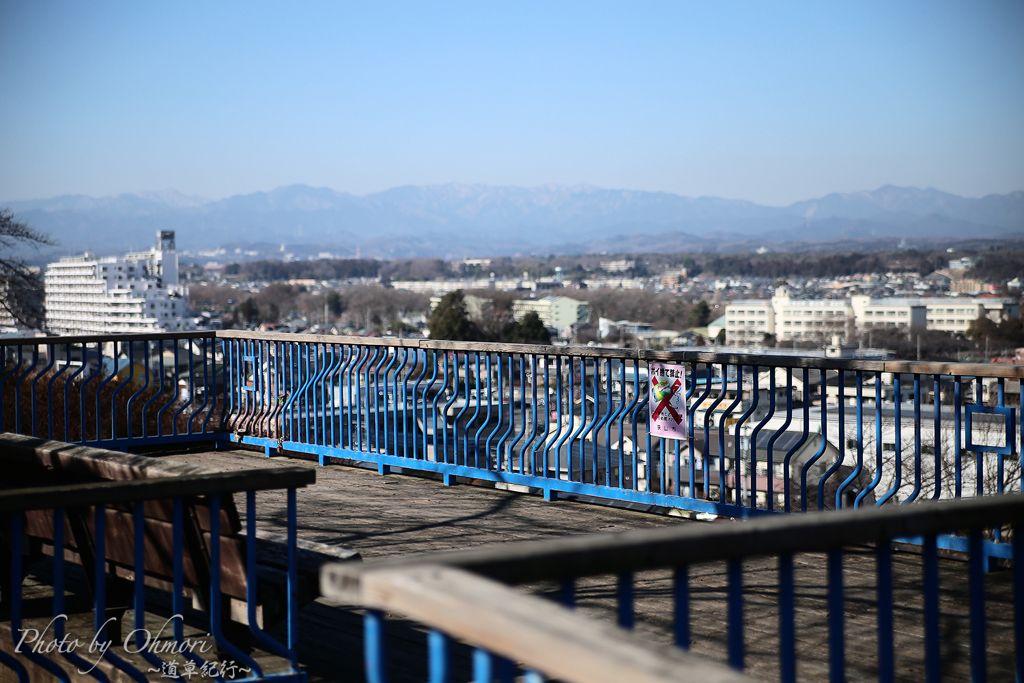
[547,356,563,481]
[132,501,165,671]
[783,368,811,513]
[8,510,58,682]
[904,373,923,504]
[923,534,940,683]
[779,553,796,683]
[64,343,88,442]
[1013,523,1024,680]
[717,364,744,504]
[968,530,987,682]
[726,558,743,670]
[731,363,759,507]
[30,344,54,438]
[428,629,450,683]
[690,364,714,500]
[933,374,942,500]
[473,649,494,683]
[877,542,894,683]
[855,372,884,508]
[364,610,389,683]
[976,378,985,497]
[617,572,633,630]
[822,370,846,510]
[827,547,844,683]
[209,494,263,676]
[559,578,575,608]
[749,367,776,509]
[766,369,794,512]
[955,375,963,498]
[673,565,690,650]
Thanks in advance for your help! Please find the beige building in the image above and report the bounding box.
[726,288,1020,347]
[850,296,927,335]
[922,297,1019,334]
[724,300,774,346]
[512,296,589,329]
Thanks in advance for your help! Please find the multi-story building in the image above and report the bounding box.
[850,296,927,336]
[512,296,589,329]
[922,297,1019,334]
[773,288,853,344]
[723,299,775,346]
[727,287,853,346]
[725,288,1020,347]
[45,231,194,335]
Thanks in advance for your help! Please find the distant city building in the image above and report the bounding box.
[45,231,194,335]
[948,257,979,271]
[512,296,589,329]
[725,286,1020,347]
[600,259,635,273]
[850,296,927,336]
[598,317,654,340]
[727,286,852,346]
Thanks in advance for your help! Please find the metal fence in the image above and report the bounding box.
[0,332,220,450]
[323,492,1024,683]
[4,330,1023,524]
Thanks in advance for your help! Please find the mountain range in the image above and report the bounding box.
[6,184,1023,261]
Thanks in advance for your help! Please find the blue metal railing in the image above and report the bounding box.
[322,492,1024,683]
[217,333,1024,518]
[4,331,1023,522]
[0,332,221,450]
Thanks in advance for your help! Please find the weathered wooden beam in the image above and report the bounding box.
[0,331,214,345]
[0,433,218,479]
[0,468,315,512]
[322,563,753,683]
[345,493,1024,584]
[7,329,1022,377]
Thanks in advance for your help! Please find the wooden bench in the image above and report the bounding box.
[0,434,359,646]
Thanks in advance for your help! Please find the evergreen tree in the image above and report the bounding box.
[428,290,480,341]
[503,311,551,344]
[689,300,711,328]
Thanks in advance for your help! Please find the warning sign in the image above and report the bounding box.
[649,363,688,440]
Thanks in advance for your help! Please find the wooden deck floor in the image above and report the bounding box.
[9,445,1017,682]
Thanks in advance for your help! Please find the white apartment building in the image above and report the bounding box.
[726,287,1019,347]
[727,287,852,346]
[512,296,589,329]
[850,296,927,335]
[723,300,775,345]
[922,298,1018,335]
[45,231,194,335]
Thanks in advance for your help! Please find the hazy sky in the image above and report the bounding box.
[1,1,1022,205]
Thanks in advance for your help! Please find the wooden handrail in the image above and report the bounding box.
[325,493,1024,585]
[5,329,1024,376]
[0,330,215,345]
[0,434,315,511]
[321,564,754,683]
[0,468,314,512]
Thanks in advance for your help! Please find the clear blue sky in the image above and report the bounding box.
[1,1,1022,205]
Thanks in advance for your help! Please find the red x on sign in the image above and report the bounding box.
[649,363,688,440]
[651,378,683,423]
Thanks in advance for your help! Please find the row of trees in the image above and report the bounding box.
[427,291,551,344]
[213,247,1003,285]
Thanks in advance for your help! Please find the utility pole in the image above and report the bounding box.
[916,335,920,361]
